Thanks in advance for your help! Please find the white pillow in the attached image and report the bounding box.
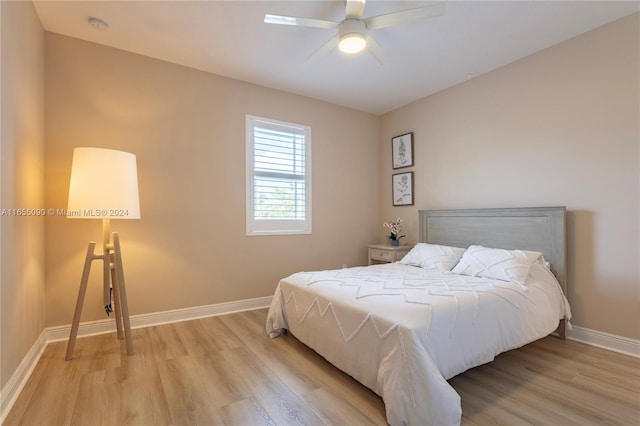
[400,243,466,271]
[451,245,542,284]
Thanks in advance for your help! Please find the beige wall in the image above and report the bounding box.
[0,1,46,388]
[380,14,639,340]
[44,33,380,327]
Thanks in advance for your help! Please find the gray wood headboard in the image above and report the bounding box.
[419,207,567,298]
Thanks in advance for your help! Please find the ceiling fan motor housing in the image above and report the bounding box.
[339,19,367,39]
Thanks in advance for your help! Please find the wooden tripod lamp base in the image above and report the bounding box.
[65,220,133,360]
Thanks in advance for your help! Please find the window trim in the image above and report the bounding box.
[246,115,312,236]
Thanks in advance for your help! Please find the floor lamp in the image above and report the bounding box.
[65,147,141,360]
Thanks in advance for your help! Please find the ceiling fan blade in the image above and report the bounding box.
[345,0,366,20]
[364,2,444,31]
[265,14,339,30]
[304,36,339,64]
[365,34,387,64]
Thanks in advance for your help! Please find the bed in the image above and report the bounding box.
[266,207,571,426]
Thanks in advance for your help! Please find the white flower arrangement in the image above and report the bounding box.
[383,217,405,241]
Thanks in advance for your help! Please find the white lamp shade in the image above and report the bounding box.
[67,147,141,219]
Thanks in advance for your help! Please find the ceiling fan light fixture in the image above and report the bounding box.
[337,19,367,54]
[339,33,366,54]
[265,1,446,62]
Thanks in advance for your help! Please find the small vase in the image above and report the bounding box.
[390,239,399,247]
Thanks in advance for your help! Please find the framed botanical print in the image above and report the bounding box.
[392,171,414,206]
[392,132,413,169]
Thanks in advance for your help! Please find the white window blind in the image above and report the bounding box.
[246,115,311,235]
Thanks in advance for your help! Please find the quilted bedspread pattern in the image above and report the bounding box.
[266,263,570,426]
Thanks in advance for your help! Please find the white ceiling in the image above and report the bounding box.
[33,1,638,115]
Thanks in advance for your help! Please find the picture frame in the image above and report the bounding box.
[392,132,413,169]
[392,172,414,206]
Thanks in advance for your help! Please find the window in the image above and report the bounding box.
[246,115,311,235]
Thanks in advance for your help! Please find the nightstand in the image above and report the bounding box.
[368,244,412,265]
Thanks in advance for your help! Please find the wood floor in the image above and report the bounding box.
[5,308,639,425]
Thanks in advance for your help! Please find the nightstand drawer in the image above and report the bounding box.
[368,244,412,265]
[370,249,394,262]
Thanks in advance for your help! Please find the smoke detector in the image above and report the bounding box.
[88,17,108,31]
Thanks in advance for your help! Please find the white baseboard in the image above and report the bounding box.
[45,295,273,342]
[0,330,47,424]
[1,296,272,422]
[567,325,640,358]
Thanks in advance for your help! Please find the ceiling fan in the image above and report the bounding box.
[264,0,445,63]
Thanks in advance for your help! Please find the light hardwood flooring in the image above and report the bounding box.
[5,308,639,425]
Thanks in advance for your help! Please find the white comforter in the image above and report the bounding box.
[266,261,571,426]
